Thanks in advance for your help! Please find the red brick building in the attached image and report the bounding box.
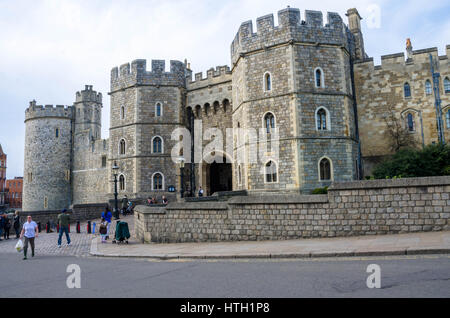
[0,144,6,207]
[6,177,23,209]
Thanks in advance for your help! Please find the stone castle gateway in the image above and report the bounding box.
[22,7,450,212]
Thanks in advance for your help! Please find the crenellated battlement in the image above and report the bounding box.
[75,85,102,104]
[231,7,347,65]
[25,100,73,122]
[110,59,186,91]
[186,65,231,89]
[354,45,449,72]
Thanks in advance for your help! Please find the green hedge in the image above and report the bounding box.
[373,143,450,179]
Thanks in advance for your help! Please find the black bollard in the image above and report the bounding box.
[87,221,91,234]
[38,222,41,233]
[76,221,80,233]
[46,221,51,233]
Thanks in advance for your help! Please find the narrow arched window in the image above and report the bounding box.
[119,139,126,155]
[120,106,125,119]
[119,175,125,191]
[425,80,432,95]
[319,158,331,181]
[404,83,411,98]
[238,165,242,185]
[444,78,450,94]
[315,69,322,88]
[264,73,271,91]
[265,161,277,183]
[152,137,162,153]
[223,99,230,112]
[446,109,450,129]
[195,105,201,118]
[55,128,59,138]
[156,103,162,117]
[316,108,327,130]
[407,113,415,132]
[264,112,275,134]
[153,173,163,190]
[213,101,220,114]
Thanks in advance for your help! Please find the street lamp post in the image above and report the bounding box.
[177,157,185,199]
[112,161,120,220]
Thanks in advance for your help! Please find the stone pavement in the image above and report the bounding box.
[91,227,450,260]
[0,214,134,258]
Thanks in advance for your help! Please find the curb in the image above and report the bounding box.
[89,238,450,260]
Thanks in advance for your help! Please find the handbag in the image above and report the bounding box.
[99,224,107,235]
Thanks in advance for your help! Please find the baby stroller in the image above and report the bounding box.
[112,221,130,244]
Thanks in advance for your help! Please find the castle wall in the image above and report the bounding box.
[109,60,186,202]
[186,66,233,195]
[135,176,450,243]
[23,104,73,211]
[72,86,110,205]
[72,138,109,205]
[354,46,450,176]
[231,8,358,194]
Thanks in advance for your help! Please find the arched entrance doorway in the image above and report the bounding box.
[201,153,233,196]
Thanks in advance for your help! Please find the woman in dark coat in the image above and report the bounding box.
[3,214,11,240]
[13,211,21,239]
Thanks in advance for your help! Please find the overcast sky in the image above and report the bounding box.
[0,0,449,179]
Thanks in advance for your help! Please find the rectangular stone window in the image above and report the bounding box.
[28,172,32,183]
[65,170,70,181]
[101,156,107,168]
[44,196,48,209]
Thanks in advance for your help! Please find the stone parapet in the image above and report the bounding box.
[25,101,73,122]
[135,176,450,243]
[231,8,348,65]
[110,59,186,91]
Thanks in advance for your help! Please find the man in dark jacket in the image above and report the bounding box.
[13,211,21,239]
[3,214,11,240]
[57,209,71,247]
[0,214,4,241]
[121,196,128,215]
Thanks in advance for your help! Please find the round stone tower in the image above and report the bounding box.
[22,101,73,212]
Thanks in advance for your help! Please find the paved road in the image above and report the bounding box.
[1,253,449,298]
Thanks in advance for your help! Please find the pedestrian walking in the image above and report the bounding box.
[101,207,113,240]
[20,215,38,260]
[121,195,128,215]
[126,200,133,215]
[57,209,71,247]
[99,218,108,243]
[13,211,21,239]
[198,186,204,197]
[162,196,168,204]
[0,214,4,241]
[3,214,11,240]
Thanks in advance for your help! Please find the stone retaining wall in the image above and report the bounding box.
[135,177,450,243]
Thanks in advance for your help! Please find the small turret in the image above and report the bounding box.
[74,85,103,143]
[346,8,366,60]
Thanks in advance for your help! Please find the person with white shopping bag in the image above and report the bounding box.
[19,215,38,260]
